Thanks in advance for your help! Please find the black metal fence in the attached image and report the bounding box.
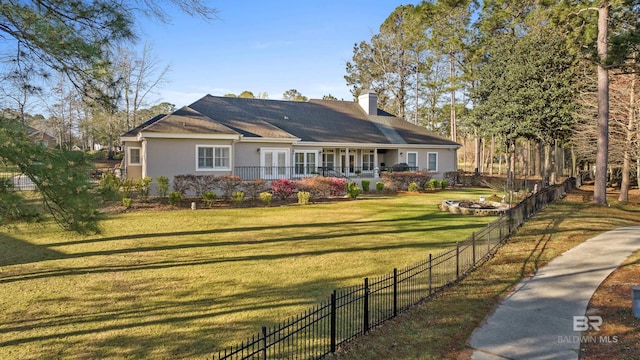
[214,178,576,360]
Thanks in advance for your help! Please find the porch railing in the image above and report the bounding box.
[233,166,419,181]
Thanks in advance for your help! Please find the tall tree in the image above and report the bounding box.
[345,5,428,119]
[0,0,216,232]
[555,0,640,204]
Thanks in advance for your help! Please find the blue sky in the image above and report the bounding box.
[137,1,418,108]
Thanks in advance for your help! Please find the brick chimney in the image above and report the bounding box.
[358,90,378,115]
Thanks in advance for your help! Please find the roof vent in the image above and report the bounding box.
[358,90,378,116]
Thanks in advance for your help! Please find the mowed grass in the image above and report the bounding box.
[0,189,497,360]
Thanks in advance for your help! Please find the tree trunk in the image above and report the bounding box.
[618,72,636,202]
[594,2,609,205]
[489,135,495,176]
[544,142,551,185]
[534,140,542,178]
[450,53,457,142]
[475,132,481,175]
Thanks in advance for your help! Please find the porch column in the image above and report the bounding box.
[345,147,349,175]
[374,148,379,178]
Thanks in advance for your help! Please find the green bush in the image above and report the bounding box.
[376,182,384,192]
[425,179,440,190]
[156,176,169,198]
[168,191,183,206]
[346,182,361,199]
[408,182,419,192]
[231,191,245,205]
[122,197,132,209]
[259,191,273,206]
[136,176,152,201]
[440,179,449,189]
[202,191,217,208]
[297,191,311,205]
[361,180,370,192]
[99,172,121,200]
[121,178,136,198]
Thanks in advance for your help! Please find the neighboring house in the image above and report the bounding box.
[26,126,57,148]
[120,91,460,184]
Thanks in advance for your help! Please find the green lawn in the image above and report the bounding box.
[0,189,497,360]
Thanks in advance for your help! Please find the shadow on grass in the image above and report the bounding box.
[0,233,67,266]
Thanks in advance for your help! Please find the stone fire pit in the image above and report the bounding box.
[439,199,509,216]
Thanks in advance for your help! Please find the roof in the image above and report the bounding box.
[124,95,459,147]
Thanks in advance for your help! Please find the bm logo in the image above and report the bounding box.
[573,315,602,331]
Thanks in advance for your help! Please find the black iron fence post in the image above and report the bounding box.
[472,232,476,265]
[261,326,267,360]
[363,278,370,334]
[330,291,336,353]
[456,242,460,278]
[428,253,432,295]
[393,268,398,317]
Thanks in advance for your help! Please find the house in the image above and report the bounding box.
[26,126,57,148]
[120,91,460,185]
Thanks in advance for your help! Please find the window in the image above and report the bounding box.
[407,152,418,169]
[294,151,317,176]
[262,148,289,178]
[322,150,335,170]
[427,152,438,172]
[197,145,230,170]
[128,147,141,166]
[362,150,374,171]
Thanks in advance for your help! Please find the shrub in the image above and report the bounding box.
[259,191,273,206]
[346,182,361,198]
[297,177,332,199]
[242,179,268,200]
[168,191,183,206]
[188,174,218,196]
[382,171,432,191]
[330,177,347,196]
[297,191,311,205]
[136,176,152,201]
[440,179,449,189]
[443,171,461,186]
[218,175,243,199]
[376,181,384,192]
[121,178,136,198]
[156,176,169,198]
[202,191,217,208]
[272,179,297,200]
[231,191,245,205]
[122,197,132,209]
[408,182,419,192]
[172,175,190,195]
[425,179,440,190]
[99,171,120,200]
[361,180,370,192]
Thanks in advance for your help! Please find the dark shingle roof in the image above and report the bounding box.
[123,107,239,137]
[125,95,459,147]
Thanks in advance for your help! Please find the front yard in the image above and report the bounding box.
[0,190,496,360]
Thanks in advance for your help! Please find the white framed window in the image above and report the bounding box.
[128,147,141,166]
[294,150,318,176]
[427,152,438,172]
[322,150,335,170]
[407,152,418,169]
[361,150,374,171]
[196,145,231,170]
[261,148,290,179]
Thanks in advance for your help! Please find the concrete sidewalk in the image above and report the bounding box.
[467,226,640,360]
